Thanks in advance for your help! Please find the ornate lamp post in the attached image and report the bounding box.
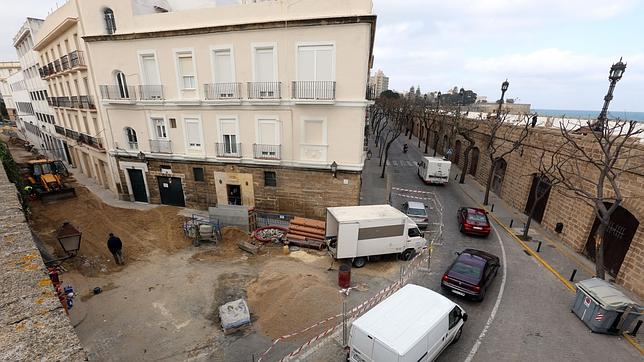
[497,79,509,117]
[330,161,338,178]
[594,58,626,131]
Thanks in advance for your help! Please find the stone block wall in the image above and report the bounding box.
[0,163,85,360]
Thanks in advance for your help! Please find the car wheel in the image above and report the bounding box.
[352,257,367,268]
[476,288,486,302]
[452,327,463,344]
[401,249,415,261]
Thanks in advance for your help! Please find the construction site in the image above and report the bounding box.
[0,131,421,361]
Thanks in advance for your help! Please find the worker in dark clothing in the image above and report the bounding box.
[107,233,124,265]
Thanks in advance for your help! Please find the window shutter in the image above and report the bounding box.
[255,48,274,82]
[185,120,201,147]
[315,46,333,81]
[297,46,315,80]
[214,50,233,83]
[258,120,278,145]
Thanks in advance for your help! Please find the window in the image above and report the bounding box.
[152,117,167,139]
[124,127,138,149]
[297,44,334,81]
[193,167,205,182]
[104,8,116,34]
[264,171,276,187]
[184,118,202,149]
[257,119,279,145]
[253,46,275,82]
[408,227,422,237]
[448,307,462,329]
[176,52,196,89]
[213,48,234,83]
[169,118,177,128]
[220,119,238,155]
[115,71,129,98]
[140,53,160,85]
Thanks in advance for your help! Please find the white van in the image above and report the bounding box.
[349,284,467,362]
[417,156,451,185]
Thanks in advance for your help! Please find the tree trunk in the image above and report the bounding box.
[424,130,430,154]
[483,161,495,205]
[595,222,607,279]
[417,128,422,148]
[408,125,413,140]
[433,137,439,157]
[459,145,473,184]
[381,139,395,178]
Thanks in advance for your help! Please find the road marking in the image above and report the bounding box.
[623,333,644,355]
[464,222,507,362]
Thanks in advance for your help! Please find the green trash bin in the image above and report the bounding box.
[571,278,642,335]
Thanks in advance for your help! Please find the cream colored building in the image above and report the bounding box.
[68,0,375,217]
[368,69,389,98]
[12,18,66,161]
[33,2,116,193]
[0,62,21,121]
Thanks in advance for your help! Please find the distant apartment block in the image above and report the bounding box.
[33,3,115,193]
[369,69,389,98]
[12,18,66,161]
[0,62,21,121]
[48,0,376,217]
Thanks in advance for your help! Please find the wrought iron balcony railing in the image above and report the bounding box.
[204,83,242,100]
[247,82,281,99]
[149,139,172,153]
[253,144,281,160]
[292,81,336,100]
[215,142,242,157]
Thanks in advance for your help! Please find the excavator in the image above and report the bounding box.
[22,159,76,203]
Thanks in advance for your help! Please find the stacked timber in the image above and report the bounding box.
[286,217,326,250]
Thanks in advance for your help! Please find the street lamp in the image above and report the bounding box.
[55,221,82,257]
[595,57,626,131]
[137,151,146,161]
[330,161,338,178]
[458,88,465,112]
[497,79,509,117]
[436,91,442,109]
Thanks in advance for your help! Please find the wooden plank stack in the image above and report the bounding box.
[286,217,326,250]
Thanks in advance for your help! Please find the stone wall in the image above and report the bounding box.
[0,162,85,359]
[117,157,361,219]
[415,118,644,298]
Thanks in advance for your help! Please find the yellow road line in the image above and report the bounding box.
[487,212,576,292]
[623,333,644,355]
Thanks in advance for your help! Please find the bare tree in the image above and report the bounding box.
[521,140,567,240]
[447,112,480,184]
[548,119,643,278]
[378,97,417,178]
[482,112,531,205]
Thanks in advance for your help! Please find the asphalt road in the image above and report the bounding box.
[379,136,640,362]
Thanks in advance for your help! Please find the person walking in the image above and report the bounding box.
[107,233,124,265]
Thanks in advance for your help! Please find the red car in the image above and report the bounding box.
[457,207,491,237]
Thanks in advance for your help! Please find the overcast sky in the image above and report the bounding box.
[1,0,642,111]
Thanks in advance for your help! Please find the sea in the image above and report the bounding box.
[533,109,644,122]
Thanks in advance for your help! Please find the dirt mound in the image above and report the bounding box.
[247,266,341,339]
[29,185,189,275]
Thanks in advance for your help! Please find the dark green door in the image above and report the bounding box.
[157,176,185,207]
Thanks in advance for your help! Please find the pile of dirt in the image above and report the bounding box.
[29,185,189,275]
[247,264,341,339]
[190,227,250,262]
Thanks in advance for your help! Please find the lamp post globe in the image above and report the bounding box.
[609,57,626,82]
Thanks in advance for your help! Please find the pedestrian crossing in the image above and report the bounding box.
[385,160,418,167]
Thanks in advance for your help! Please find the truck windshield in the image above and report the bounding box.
[408,227,422,237]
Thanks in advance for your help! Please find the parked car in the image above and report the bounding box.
[402,201,429,229]
[457,207,491,236]
[441,248,500,301]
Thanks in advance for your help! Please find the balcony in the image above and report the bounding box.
[253,144,281,160]
[149,139,172,154]
[54,59,62,73]
[79,95,96,109]
[215,142,241,158]
[247,82,281,99]
[61,55,70,70]
[366,84,377,100]
[138,85,164,100]
[65,128,79,141]
[100,85,136,101]
[292,81,336,101]
[57,96,72,108]
[204,83,243,100]
[54,125,65,135]
[69,50,85,68]
[78,133,104,149]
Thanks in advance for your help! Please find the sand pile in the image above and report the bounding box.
[190,226,250,261]
[247,267,341,339]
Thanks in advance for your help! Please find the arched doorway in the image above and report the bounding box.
[584,203,639,277]
[491,158,507,195]
[523,174,551,223]
[454,140,462,165]
[468,147,479,176]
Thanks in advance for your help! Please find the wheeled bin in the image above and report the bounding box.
[571,278,642,335]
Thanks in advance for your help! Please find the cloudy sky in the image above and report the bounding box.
[1,0,642,111]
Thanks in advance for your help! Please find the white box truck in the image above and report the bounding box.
[326,205,426,268]
[417,156,451,184]
[349,284,468,362]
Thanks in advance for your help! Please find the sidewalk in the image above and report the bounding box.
[359,135,390,205]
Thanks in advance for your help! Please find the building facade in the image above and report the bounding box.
[33,2,116,193]
[72,0,375,218]
[0,62,21,121]
[12,18,67,161]
[417,115,643,298]
[368,69,389,98]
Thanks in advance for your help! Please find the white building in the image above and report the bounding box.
[0,62,21,121]
[368,69,389,98]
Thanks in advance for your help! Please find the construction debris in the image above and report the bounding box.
[219,298,251,334]
[284,217,326,250]
[238,240,261,255]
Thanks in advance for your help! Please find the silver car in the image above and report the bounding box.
[402,201,429,229]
